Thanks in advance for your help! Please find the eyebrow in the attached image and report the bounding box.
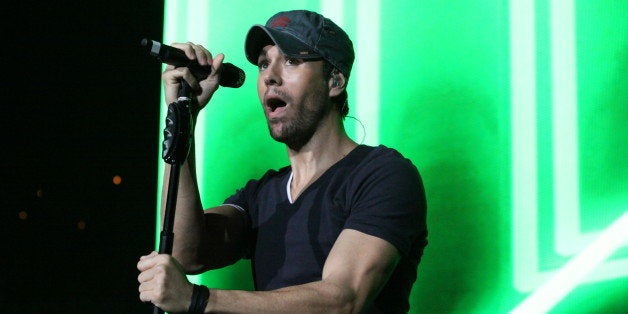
[257,49,271,64]
[259,45,274,58]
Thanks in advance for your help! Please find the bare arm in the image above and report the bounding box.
[139,229,398,313]
[159,42,247,272]
[162,162,247,273]
[211,229,399,313]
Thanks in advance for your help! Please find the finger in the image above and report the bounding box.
[138,262,169,290]
[138,280,153,294]
[171,42,197,61]
[195,44,213,66]
[164,67,200,91]
[138,282,155,303]
[140,251,158,260]
[138,268,169,307]
[180,67,201,91]
[137,266,157,283]
[161,67,183,86]
[173,42,212,66]
[137,252,161,272]
[208,53,225,79]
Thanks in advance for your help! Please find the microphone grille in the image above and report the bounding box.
[220,63,246,88]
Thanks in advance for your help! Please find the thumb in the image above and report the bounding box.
[209,53,225,80]
[137,251,159,271]
[140,251,158,260]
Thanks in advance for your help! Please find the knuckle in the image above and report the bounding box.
[158,254,171,263]
[155,264,166,274]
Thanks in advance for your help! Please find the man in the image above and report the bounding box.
[138,10,427,313]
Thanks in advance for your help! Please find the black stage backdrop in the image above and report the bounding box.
[3,1,165,313]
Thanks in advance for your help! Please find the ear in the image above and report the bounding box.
[328,70,347,97]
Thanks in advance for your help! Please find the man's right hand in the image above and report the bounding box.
[161,42,225,113]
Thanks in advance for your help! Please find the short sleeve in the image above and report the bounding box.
[343,149,427,257]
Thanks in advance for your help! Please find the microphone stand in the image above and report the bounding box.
[153,81,194,314]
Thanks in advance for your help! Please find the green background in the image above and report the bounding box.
[156,0,627,312]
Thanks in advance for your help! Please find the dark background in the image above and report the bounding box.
[3,1,165,312]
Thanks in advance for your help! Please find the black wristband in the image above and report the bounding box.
[188,284,210,314]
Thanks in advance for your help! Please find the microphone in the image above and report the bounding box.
[140,38,245,88]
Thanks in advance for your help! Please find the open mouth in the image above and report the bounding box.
[266,97,287,112]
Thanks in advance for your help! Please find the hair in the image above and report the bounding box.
[322,60,349,118]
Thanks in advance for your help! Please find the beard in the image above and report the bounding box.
[266,86,332,151]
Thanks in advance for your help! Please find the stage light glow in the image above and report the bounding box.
[550,0,583,257]
[509,0,540,292]
[355,0,380,145]
[157,1,628,312]
[511,213,628,314]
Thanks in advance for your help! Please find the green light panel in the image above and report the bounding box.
[157,0,628,312]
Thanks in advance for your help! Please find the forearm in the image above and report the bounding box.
[157,42,229,270]
[161,146,207,271]
[161,145,247,272]
[139,231,398,314]
[206,281,358,314]
[203,229,400,314]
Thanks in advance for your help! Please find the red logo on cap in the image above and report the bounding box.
[270,16,290,27]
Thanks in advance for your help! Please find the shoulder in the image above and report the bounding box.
[242,165,291,189]
[340,144,425,207]
[365,145,416,166]
[224,166,291,205]
[342,145,427,257]
[355,145,422,186]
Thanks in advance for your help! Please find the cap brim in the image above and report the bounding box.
[245,25,322,66]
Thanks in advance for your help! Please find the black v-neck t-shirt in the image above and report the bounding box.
[223,145,427,313]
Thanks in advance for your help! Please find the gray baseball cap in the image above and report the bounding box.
[245,10,355,77]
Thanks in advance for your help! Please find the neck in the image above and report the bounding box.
[287,115,357,199]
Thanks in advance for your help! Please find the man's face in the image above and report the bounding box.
[256,45,332,150]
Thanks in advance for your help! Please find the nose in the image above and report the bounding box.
[263,62,282,86]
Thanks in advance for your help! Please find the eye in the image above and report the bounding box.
[286,58,302,66]
[257,59,269,71]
